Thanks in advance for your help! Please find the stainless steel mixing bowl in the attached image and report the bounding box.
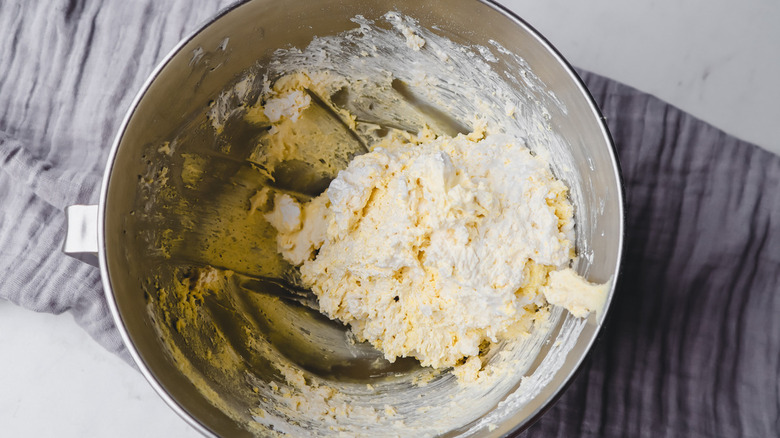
[64,0,624,436]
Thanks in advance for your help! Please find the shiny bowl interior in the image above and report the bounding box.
[99,0,624,436]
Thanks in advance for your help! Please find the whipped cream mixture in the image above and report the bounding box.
[258,74,607,373]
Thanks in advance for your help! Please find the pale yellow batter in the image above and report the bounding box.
[255,72,608,372]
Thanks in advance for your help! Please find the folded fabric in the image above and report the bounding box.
[0,136,131,362]
[0,1,777,437]
[0,0,235,364]
[521,70,780,438]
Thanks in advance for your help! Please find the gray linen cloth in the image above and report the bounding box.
[1,1,777,437]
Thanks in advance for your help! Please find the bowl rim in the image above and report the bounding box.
[97,1,626,436]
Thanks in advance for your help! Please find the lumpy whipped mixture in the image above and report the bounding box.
[258,73,607,375]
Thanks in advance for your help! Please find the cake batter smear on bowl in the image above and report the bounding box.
[140,11,612,437]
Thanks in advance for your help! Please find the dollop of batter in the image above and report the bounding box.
[259,84,608,369]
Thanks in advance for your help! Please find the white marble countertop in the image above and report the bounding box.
[1,1,778,437]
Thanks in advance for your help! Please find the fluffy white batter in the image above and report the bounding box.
[264,123,606,369]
